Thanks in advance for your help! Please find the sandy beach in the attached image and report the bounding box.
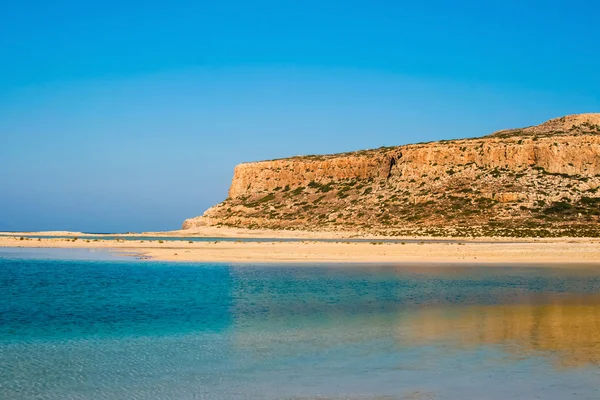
[0,226,428,239]
[1,234,600,265]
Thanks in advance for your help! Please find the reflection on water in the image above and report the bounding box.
[228,265,600,368]
[402,298,600,367]
[2,258,600,399]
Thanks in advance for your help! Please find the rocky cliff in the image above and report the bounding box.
[184,113,600,237]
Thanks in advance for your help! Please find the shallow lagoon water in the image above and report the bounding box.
[1,249,600,399]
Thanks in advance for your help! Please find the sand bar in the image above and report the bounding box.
[1,235,600,265]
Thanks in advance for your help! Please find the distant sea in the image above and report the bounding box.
[1,248,600,399]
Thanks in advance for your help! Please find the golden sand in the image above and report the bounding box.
[1,235,600,265]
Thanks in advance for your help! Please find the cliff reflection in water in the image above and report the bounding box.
[402,296,600,367]
[228,266,600,371]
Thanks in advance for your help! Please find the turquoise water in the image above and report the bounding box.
[1,249,600,399]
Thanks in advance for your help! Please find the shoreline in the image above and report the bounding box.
[0,226,593,242]
[2,236,600,265]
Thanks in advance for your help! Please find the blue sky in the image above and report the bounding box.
[1,0,599,232]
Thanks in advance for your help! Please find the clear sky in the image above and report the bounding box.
[1,0,599,232]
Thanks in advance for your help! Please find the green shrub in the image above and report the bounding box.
[317,183,333,193]
[543,201,573,214]
[313,195,326,204]
[580,197,600,206]
[338,191,349,199]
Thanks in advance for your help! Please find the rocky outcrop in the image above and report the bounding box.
[225,135,600,200]
[183,114,600,237]
[493,113,600,137]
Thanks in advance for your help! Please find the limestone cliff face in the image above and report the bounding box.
[227,135,600,199]
[228,151,400,198]
[184,114,600,237]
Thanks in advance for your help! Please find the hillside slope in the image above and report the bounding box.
[184,114,600,237]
